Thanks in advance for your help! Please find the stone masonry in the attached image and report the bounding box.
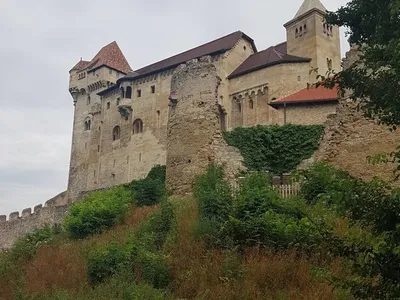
[0,191,69,250]
[166,57,245,194]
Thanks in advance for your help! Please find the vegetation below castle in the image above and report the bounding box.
[2,162,400,299]
[223,124,324,174]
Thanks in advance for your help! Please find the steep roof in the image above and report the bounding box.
[228,42,310,79]
[269,84,338,107]
[70,60,91,71]
[70,41,132,74]
[86,41,132,74]
[119,31,256,82]
[294,0,327,19]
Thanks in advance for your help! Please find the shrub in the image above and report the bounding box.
[130,165,166,207]
[64,186,133,239]
[135,200,175,252]
[194,164,233,223]
[11,226,54,262]
[224,124,324,174]
[134,249,170,289]
[235,172,282,219]
[87,243,131,285]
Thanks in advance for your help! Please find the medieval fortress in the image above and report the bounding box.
[5,0,396,249]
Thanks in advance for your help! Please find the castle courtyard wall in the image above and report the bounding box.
[275,102,337,125]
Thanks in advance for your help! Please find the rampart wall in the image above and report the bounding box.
[0,191,69,249]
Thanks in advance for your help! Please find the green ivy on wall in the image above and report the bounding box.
[223,124,324,175]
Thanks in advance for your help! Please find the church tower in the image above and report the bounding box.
[284,0,341,76]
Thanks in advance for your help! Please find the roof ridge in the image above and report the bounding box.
[133,31,244,72]
[272,47,284,59]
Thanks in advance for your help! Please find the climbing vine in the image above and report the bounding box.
[223,124,324,175]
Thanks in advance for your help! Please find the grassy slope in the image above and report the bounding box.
[0,197,348,300]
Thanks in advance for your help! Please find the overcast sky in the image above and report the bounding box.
[0,0,350,216]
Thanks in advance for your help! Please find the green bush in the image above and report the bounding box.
[235,172,281,219]
[130,165,166,207]
[194,164,233,223]
[299,162,400,233]
[134,249,170,289]
[65,186,133,239]
[87,243,131,285]
[223,124,324,174]
[11,226,54,262]
[135,200,175,252]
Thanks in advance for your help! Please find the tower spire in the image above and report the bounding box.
[294,0,327,19]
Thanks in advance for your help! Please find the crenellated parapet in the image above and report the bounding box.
[0,191,69,249]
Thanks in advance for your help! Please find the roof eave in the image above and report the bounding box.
[97,84,119,96]
[88,64,129,75]
[117,48,229,84]
[228,58,311,79]
[269,98,338,107]
[283,8,327,28]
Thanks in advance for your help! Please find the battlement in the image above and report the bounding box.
[0,191,69,249]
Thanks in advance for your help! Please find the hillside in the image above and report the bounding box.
[2,159,400,299]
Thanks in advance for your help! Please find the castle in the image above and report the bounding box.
[0,0,347,249]
[67,0,341,201]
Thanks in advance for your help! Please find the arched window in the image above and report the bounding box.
[295,28,299,37]
[84,119,91,131]
[303,24,307,32]
[249,99,254,109]
[299,26,303,35]
[87,96,91,105]
[112,126,120,141]
[126,86,132,99]
[120,87,125,98]
[133,119,143,134]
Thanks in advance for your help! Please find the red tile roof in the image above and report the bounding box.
[228,42,311,79]
[70,41,132,74]
[270,85,339,106]
[122,31,257,81]
[70,60,90,71]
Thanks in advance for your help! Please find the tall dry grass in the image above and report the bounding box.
[168,197,346,300]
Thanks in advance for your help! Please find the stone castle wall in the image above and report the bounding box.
[312,98,400,183]
[166,57,245,194]
[0,191,69,249]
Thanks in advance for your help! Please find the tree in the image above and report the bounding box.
[321,0,400,127]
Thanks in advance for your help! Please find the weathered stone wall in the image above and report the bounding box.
[310,99,400,183]
[166,57,245,195]
[0,191,69,249]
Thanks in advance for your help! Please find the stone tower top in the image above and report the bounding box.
[284,0,341,76]
[293,0,327,19]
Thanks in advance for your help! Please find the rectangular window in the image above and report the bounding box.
[137,89,142,98]
[151,85,155,94]
[107,102,110,109]
[117,98,120,106]
[109,69,112,75]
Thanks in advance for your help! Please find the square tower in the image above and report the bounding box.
[284,0,341,77]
